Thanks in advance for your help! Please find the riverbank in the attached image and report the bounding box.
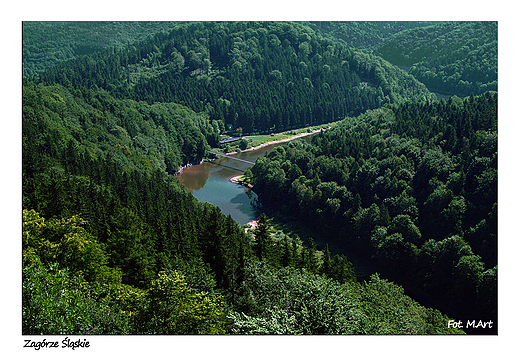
[229,175,253,189]
[229,175,258,233]
[223,126,331,156]
[173,159,204,176]
[245,128,326,152]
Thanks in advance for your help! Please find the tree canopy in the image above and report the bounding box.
[21,21,497,335]
[247,92,497,330]
[33,21,434,134]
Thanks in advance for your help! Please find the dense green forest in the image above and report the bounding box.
[307,21,497,97]
[22,80,461,334]
[21,21,497,335]
[246,92,497,331]
[24,21,497,99]
[304,21,437,53]
[32,21,434,134]
[22,21,184,78]
[376,22,497,96]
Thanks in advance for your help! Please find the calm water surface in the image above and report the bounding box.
[177,137,312,225]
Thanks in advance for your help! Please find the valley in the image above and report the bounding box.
[21,21,497,337]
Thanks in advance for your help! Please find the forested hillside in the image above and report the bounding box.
[22,80,249,288]
[304,21,435,53]
[308,21,497,97]
[22,80,461,334]
[377,22,497,96]
[246,92,498,332]
[34,21,434,134]
[21,21,496,335]
[24,21,497,100]
[22,21,183,78]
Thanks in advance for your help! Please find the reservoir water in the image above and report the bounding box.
[177,136,313,225]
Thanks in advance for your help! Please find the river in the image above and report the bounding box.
[177,135,313,225]
[179,125,474,330]
[177,61,456,225]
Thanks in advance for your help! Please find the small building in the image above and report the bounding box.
[219,136,245,144]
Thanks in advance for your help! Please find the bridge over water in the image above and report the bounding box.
[207,151,256,165]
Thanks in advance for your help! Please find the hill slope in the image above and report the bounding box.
[36,21,435,134]
[22,80,463,335]
[246,92,498,333]
[375,21,497,96]
[306,21,497,97]
[304,21,436,52]
[22,21,183,78]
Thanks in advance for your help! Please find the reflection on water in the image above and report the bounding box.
[188,172,258,225]
[178,155,259,225]
[177,163,211,192]
[177,136,313,225]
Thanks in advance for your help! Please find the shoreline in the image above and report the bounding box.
[229,175,253,189]
[173,159,204,176]
[224,127,326,156]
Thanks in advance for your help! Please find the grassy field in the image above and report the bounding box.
[213,121,340,155]
[245,122,338,148]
